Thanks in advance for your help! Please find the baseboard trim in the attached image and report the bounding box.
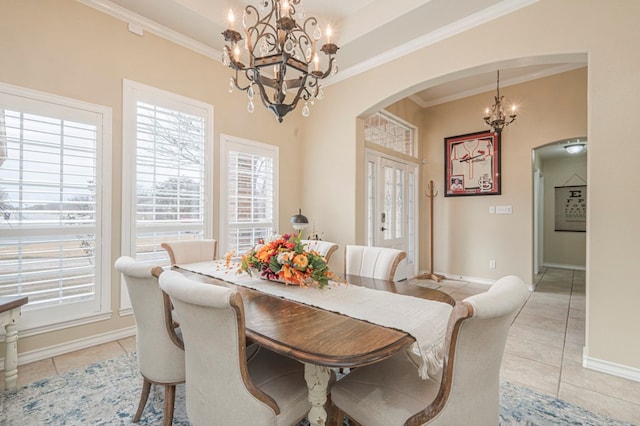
[416,270,495,286]
[0,326,136,370]
[542,262,586,271]
[583,353,640,383]
[442,273,494,286]
[415,271,536,291]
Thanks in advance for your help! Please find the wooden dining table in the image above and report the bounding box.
[176,266,454,425]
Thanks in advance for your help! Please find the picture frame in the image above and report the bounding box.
[444,130,500,197]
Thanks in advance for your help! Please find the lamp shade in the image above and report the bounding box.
[290,209,309,230]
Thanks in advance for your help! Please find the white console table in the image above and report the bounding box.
[1,296,28,391]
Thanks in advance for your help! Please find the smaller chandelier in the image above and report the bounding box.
[222,0,339,123]
[483,70,517,134]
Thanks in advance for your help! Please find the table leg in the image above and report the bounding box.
[4,322,19,391]
[304,363,331,426]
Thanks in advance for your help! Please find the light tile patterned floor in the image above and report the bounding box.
[5,268,640,424]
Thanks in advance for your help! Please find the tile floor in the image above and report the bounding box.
[4,267,640,424]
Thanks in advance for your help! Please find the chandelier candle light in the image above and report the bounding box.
[483,70,517,134]
[222,0,339,122]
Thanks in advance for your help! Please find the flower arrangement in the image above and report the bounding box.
[237,233,338,288]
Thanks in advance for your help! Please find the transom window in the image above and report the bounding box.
[364,111,416,157]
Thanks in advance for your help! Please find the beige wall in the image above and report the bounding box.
[420,68,587,280]
[303,0,640,371]
[542,155,587,268]
[1,0,306,355]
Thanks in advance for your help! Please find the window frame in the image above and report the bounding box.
[219,134,279,255]
[121,80,213,312]
[0,82,112,334]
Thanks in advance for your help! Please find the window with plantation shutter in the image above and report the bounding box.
[122,81,213,268]
[0,83,112,331]
[220,135,278,255]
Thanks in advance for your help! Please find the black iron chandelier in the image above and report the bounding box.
[483,70,517,134]
[222,0,339,123]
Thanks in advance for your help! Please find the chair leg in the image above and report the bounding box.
[163,384,176,426]
[134,379,152,423]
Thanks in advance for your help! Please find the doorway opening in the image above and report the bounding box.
[532,137,587,287]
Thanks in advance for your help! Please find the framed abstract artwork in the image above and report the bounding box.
[444,130,500,197]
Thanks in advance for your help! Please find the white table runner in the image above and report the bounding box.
[178,260,453,380]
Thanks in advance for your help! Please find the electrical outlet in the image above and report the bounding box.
[489,260,496,269]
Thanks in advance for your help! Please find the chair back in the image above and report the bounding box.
[115,256,184,383]
[410,275,528,425]
[301,240,339,262]
[161,239,217,265]
[159,271,281,425]
[345,245,407,281]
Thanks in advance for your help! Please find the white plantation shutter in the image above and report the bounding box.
[122,81,213,267]
[221,135,278,255]
[0,84,111,329]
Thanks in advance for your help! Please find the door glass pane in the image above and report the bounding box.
[367,161,375,246]
[395,169,404,239]
[383,166,393,240]
[408,171,415,264]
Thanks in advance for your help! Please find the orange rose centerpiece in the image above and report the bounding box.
[238,233,337,288]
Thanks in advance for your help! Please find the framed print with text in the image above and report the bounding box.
[554,185,586,232]
[444,130,500,197]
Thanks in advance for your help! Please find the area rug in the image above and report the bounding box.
[0,352,634,425]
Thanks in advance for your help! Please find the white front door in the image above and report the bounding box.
[366,151,418,280]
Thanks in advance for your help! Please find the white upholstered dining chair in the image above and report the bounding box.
[344,245,407,281]
[159,270,311,426]
[327,275,529,426]
[161,239,217,266]
[115,256,185,426]
[301,239,339,262]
